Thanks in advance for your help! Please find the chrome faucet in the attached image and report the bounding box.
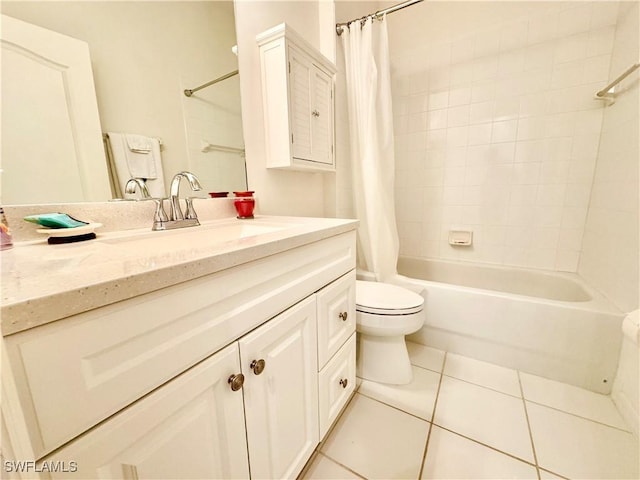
[169,171,202,221]
[124,178,151,199]
[152,171,202,231]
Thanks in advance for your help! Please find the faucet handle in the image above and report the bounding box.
[152,198,169,223]
[184,197,198,220]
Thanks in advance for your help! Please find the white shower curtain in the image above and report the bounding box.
[341,16,399,282]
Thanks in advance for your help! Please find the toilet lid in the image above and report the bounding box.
[356,281,424,315]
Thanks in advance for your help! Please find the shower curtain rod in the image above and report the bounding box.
[336,0,423,35]
[184,69,239,97]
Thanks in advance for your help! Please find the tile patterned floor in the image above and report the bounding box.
[302,342,639,480]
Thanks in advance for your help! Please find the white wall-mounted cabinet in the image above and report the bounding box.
[2,230,356,479]
[257,23,336,172]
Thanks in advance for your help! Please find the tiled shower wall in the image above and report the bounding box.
[580,1,639,312]
[392,2,620,272]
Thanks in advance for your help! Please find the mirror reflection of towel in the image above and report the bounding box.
[125,134,152,154]
[106,132,166,198]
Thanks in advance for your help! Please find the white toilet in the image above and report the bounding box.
[355,280,425,385]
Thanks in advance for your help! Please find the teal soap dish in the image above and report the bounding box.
[24,213,90,229]
[37,223,102,244]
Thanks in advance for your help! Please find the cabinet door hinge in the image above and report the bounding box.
[288,61,291,73]
[291,133,294,144]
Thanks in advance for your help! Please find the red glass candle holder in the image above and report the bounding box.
[234,197,255,219]
[208,191,229,198]
[233,191,255,198]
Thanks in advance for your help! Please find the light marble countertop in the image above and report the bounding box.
[1,214,358,336]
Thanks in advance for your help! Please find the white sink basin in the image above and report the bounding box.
[99,220,290,250]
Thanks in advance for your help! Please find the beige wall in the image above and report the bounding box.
[234,1,338,217]
[2,1,240,195]
[579,1,639,312]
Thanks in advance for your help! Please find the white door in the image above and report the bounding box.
[1,14,111,204]
[239,296,319,480]
[45,343,250,480]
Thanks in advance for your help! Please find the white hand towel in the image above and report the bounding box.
[106,132,166,198]
[126,134,152,153]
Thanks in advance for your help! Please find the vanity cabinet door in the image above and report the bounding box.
[43,343,250,480]
[239,295,319,480]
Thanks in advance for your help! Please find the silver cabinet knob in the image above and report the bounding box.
[228,373,245,391]
[250,359,266,375]
[338,311,348,322]
[339,378,348,389]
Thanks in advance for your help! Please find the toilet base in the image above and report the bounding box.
[357,333,413,385]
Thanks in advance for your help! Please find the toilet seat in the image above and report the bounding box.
[355,280,424,315]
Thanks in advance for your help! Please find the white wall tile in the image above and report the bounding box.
[470,101,494,124]
[491,120,518,143]
[389,0,621,273]
[447,105,470,127]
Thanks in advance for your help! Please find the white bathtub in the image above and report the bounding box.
[391,256,624,394]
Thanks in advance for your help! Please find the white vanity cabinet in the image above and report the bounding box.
[257,23,336,172]
[1,227,356,480]
[44,296,320,480]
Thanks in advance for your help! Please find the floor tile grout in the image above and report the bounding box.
[432,423,540,469]
[518,370,542,480]
[315,451,367,479]
[412,352,632,434]
[439,371,523,399]
[355,390,432,423]
[523,398,634,434]
[417,351,448,479]
[306,346,637,480]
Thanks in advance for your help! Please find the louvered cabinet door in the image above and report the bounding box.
[288,45,314,162]
[310,66,334,166]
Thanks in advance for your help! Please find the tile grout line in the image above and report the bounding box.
[315,451,368,480]
[439,371,523,399]
[518,370,542,480]
[355,391,430,423]
[431,423,539,469]
[417,352,447,480]
[525,399,634,434]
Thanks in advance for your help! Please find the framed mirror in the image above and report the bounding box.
[1,1,247,205]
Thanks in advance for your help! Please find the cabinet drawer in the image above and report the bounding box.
[316,270,355,369]
[318,333,356,438]
[3,232,355,459]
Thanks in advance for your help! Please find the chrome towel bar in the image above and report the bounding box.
[596,62,639,98]
[184,69,239,97]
